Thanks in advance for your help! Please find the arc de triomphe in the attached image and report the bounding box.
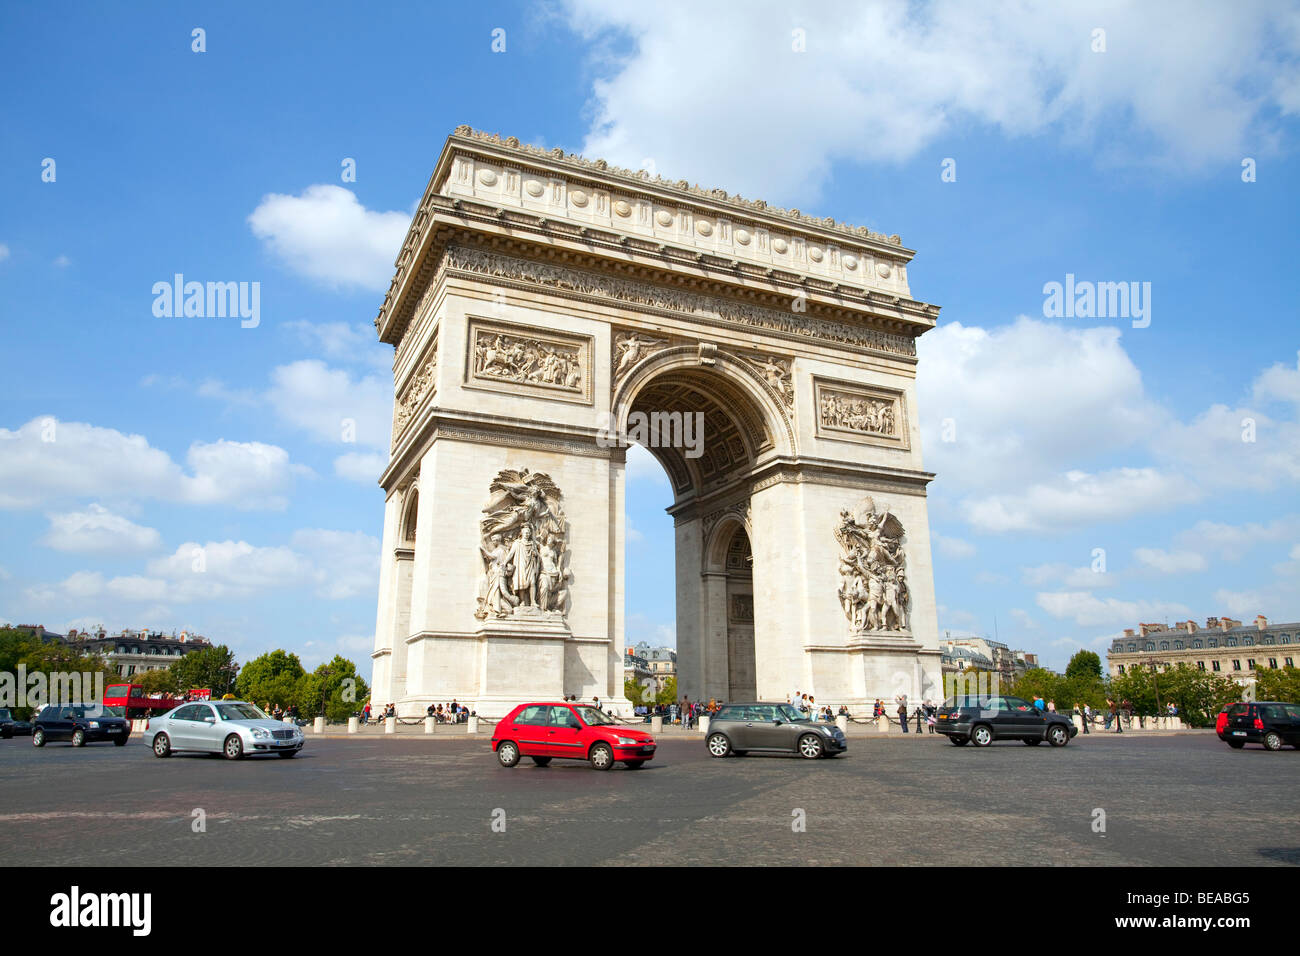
[369,127,944,717]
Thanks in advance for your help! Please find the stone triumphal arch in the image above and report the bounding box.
[369,127,944,717]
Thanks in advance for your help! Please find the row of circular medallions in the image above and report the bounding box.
[474,166,890,278]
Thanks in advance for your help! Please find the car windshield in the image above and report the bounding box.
[943,697,991,709]
[574,706,616,726]
[58,704,107,718]
[777,705,804,721]
[216,703,268,721]
[0,709,11,720]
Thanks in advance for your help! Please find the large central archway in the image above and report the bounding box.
[614,348,792,705]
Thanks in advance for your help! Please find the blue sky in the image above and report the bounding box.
[2,1,1298,673]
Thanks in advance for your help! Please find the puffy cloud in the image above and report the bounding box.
[0,418,303,511]
[27,571,168,605]
[41,504,162,553]
[285,320,393,371]
[334,451,388,484]
[933,533,975,559]
[1133,548,1208,575]
[1035,591,1191,628]
[247,185,409,291]
[266,360,391,451]
[288,529,380,600]
[147,540,313,602]
[1021,562,1119,590]
[562,1,1300,202]
[1252,351,1300,407]
[626,443,669,485]
[1173,515,1300,562]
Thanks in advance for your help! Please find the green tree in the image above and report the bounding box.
[1065,650,1103,680]
[1256,666,1300,704]
[235,650,305,710]
[294,655,370,721]
[170,644,239,697]
[655,675,677,705]
[4,635,119,718]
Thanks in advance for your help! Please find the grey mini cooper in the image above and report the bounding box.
[706,702,847,759]
[146,700,304,759]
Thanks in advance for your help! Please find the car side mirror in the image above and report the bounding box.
[773,719,783,726]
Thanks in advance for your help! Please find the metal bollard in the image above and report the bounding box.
[424,716,435,734]
[384,715,395,734]
[651,716,663,734]
[467,716,479,734]
[347,716,358,734]
[836,714,849,734]
[313,716,325,735]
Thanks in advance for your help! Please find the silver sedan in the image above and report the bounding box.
[145,701,304,760]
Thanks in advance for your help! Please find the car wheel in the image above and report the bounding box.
[706,733,732,757]
[277,750,297,758]
[71,729,86,748]
[949,735,968,746]
[971,724,994,747]
[113,735,128,747]
[1264,731,1284,752]
[152,734,172,758]
[530,756,552,767]
[624,760,646,769]
[496,741,520,767]
[797,734,823,759]
[589,742,614,771]
[223,734,244,760]
[1047,724,1070,747]
[1227,740,1245,749]
[1024,738,1042,746]
[32,728,46,748]
[1,729,11,740]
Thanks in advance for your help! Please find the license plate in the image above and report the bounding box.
[939,715,948,719]
[1232,731,1246,736]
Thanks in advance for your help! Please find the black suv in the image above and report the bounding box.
[1216,701,1300,751]
[32,704,131,748]
[0,707,33,738]
[935,695,1078,747]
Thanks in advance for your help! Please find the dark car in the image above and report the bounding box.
[0,707,33,738]
[32,704,131,748]
[1216,701,1300,751]
[935,695,1077,747]
[705,702,847,758]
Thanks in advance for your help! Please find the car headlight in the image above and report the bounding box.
[251,728,271,739]
[616,736,640,745]
[819,725,836,735]
[88,721,100,728]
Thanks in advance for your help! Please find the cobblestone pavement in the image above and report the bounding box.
[1,732,1295,866]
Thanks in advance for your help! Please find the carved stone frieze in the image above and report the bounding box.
[613,329,669,383]
[475,469,571,623]
[814,377,909,450]
[741,351,794,409]
[835,497,910,634]
[392,336,437,447]
[466,318,592,404]
[445,247,916,359]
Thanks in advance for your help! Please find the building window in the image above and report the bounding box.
[1247,659,1256,670]
[1197,661,1205,670]
[1232,660,1242,671]
[1207,639,1218,648]
[1263,636,1274,645]
[1174,641,1184,650]
[1193,640,1203,649]
[1243,637,1254,647]
[1286,657,1294,667]
[1118,665,1125,674]
[1127,643,1137,652]
[1212,661,1221,671]
[1159,641,1170,651]
[1269,658,1278,669]
[1281,635,1291,644]
[1226,638,1237,647]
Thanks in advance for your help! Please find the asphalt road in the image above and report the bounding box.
[2,731,1297,866]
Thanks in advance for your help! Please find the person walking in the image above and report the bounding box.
[1078,702,1091,734]
[897,697,909,733]
[1109,697,1123,733]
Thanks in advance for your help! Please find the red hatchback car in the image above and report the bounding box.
[493,702,656,771]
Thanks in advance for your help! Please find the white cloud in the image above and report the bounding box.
[334,451,388,484]
[1252,350,1300,407]
[289,528,380,600]
[1174,515,1300,562]
[0,418,303,511]
[1035,591,1190,628]
[0,243,9,262]
[41,504,162,553]
[1009,608,1038,630]
[27,571,168,605]
[562,1,1300,202]
[285,320,392,371]
[964,467,1198,534]
[267,360,391,451]
[147,540,313,602]
[1133,547,1208,575]
[1021,563,1119,590]
[247,185,409,291]
[933,533,975,559]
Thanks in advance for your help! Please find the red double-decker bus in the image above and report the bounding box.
[102,684,212,719]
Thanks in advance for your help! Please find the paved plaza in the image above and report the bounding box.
[1,731,1296,867]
